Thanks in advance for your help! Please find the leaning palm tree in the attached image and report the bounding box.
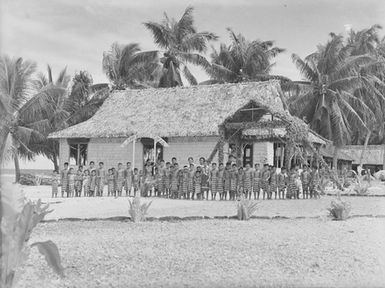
[206,28,287,84]
[26,65,70,172]
[144,6,218,87]
[0,56,58,182]
[287,33,380,168]
[102,42,160,90]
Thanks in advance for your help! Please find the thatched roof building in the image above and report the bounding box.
[50,81,287,139]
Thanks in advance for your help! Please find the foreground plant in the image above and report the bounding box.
[327,198,351,221]
[1,184,64,288]
[128,197,152,222]
[349,170,369,195]
[236,197,259,221]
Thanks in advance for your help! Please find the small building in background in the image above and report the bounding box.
[339,145,385,173]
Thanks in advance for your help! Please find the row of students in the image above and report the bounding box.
[54,158,321,200]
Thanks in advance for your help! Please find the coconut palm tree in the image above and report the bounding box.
[102,42,160,89]
[0,56,58,182]
[206,28,287,84]
[25,65,71,172]
[144,6,218,87]
[346,25,385,165]
[287,33,380,168]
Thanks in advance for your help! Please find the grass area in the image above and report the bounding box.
[16,218,385,288]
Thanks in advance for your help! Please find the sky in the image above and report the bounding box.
[1,0,385,170]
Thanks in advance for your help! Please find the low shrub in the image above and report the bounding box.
[236,197,259,221]
[327,198,351,220]
[128,197,152,222]
[1,184,64,288]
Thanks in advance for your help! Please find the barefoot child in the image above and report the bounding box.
[107,169,115,197]
[67,168,75,197]
[188,164,195,199]
[133,168,140,197]
[60,162,69,197]
[243,164,253,199]
[125,162,133,196]
[210,163,218,200]
[51,170,59,198]
[277,167,288,199]
[97,162,106,197]
[270,166,278,199]
[194,170,202,200]
[116,163,125,197]
[237,166,245,200]
[83,170,90,196]
[179,166,189,199]
[223,162,232,200]
[261,164,271,200]
[74,169,83,197]
[253,164,261,200]
[89,169,97,197]
[229,164,238,201]
[201,168,209,200]
[217,163,225,200]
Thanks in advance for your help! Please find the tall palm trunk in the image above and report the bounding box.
[359,130,371,167]
[13,155,21,183]
[333,146,339,171]
[11,137,21,183]
[383,143,385,170]
[52,154,59,173]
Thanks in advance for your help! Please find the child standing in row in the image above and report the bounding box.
[74,169,83,197]
[83,170,90,196]
[89,170,97,196]
[67,168,75,197]
[52,170,59,198]
[60,162,69,197]
[210,163,218,200]
[243,164,253,199]
[253,164,261,200]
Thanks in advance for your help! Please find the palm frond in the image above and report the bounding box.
[182,65,197,85]
[143,22,172,49]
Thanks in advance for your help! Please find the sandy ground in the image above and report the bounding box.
[15,218,385,288]
[3,178,385,287]
[15,184,385,219]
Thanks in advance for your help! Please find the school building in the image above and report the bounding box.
[49,80,351,171]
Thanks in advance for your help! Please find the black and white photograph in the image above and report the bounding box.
[1,0,385,287]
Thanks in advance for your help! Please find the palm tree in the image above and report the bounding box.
[30,69,109,171]
[144,6,218,87]
[0,56,56,182]
[346,25,385,165]
[287,34,380,168]
[26,65,71,172]
[206,28,287,84]
[102,42,160,89]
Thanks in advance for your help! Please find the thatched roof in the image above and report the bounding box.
[241,119,327,145]
[339,145,384,165]
[320,145,354,161]
[49,81,286,139]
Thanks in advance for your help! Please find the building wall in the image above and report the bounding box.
[253,142,274,166]
[59,138,144,170]
[163,136,220,166]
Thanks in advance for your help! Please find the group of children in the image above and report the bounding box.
[53,156,322,200]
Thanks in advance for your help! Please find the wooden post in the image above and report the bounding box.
[383,143,385,170]
[153,137,157,164]
[132,135,136,171]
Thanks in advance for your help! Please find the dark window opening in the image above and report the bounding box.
[243,144,253,167]
[69,143,88,166]
[273,142,285,168]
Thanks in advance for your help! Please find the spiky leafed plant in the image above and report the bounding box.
[206,28,287,84]
[102,42,160,90]
[144,6,218,87]
[0,56,59,182]
[287,33,381,166]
